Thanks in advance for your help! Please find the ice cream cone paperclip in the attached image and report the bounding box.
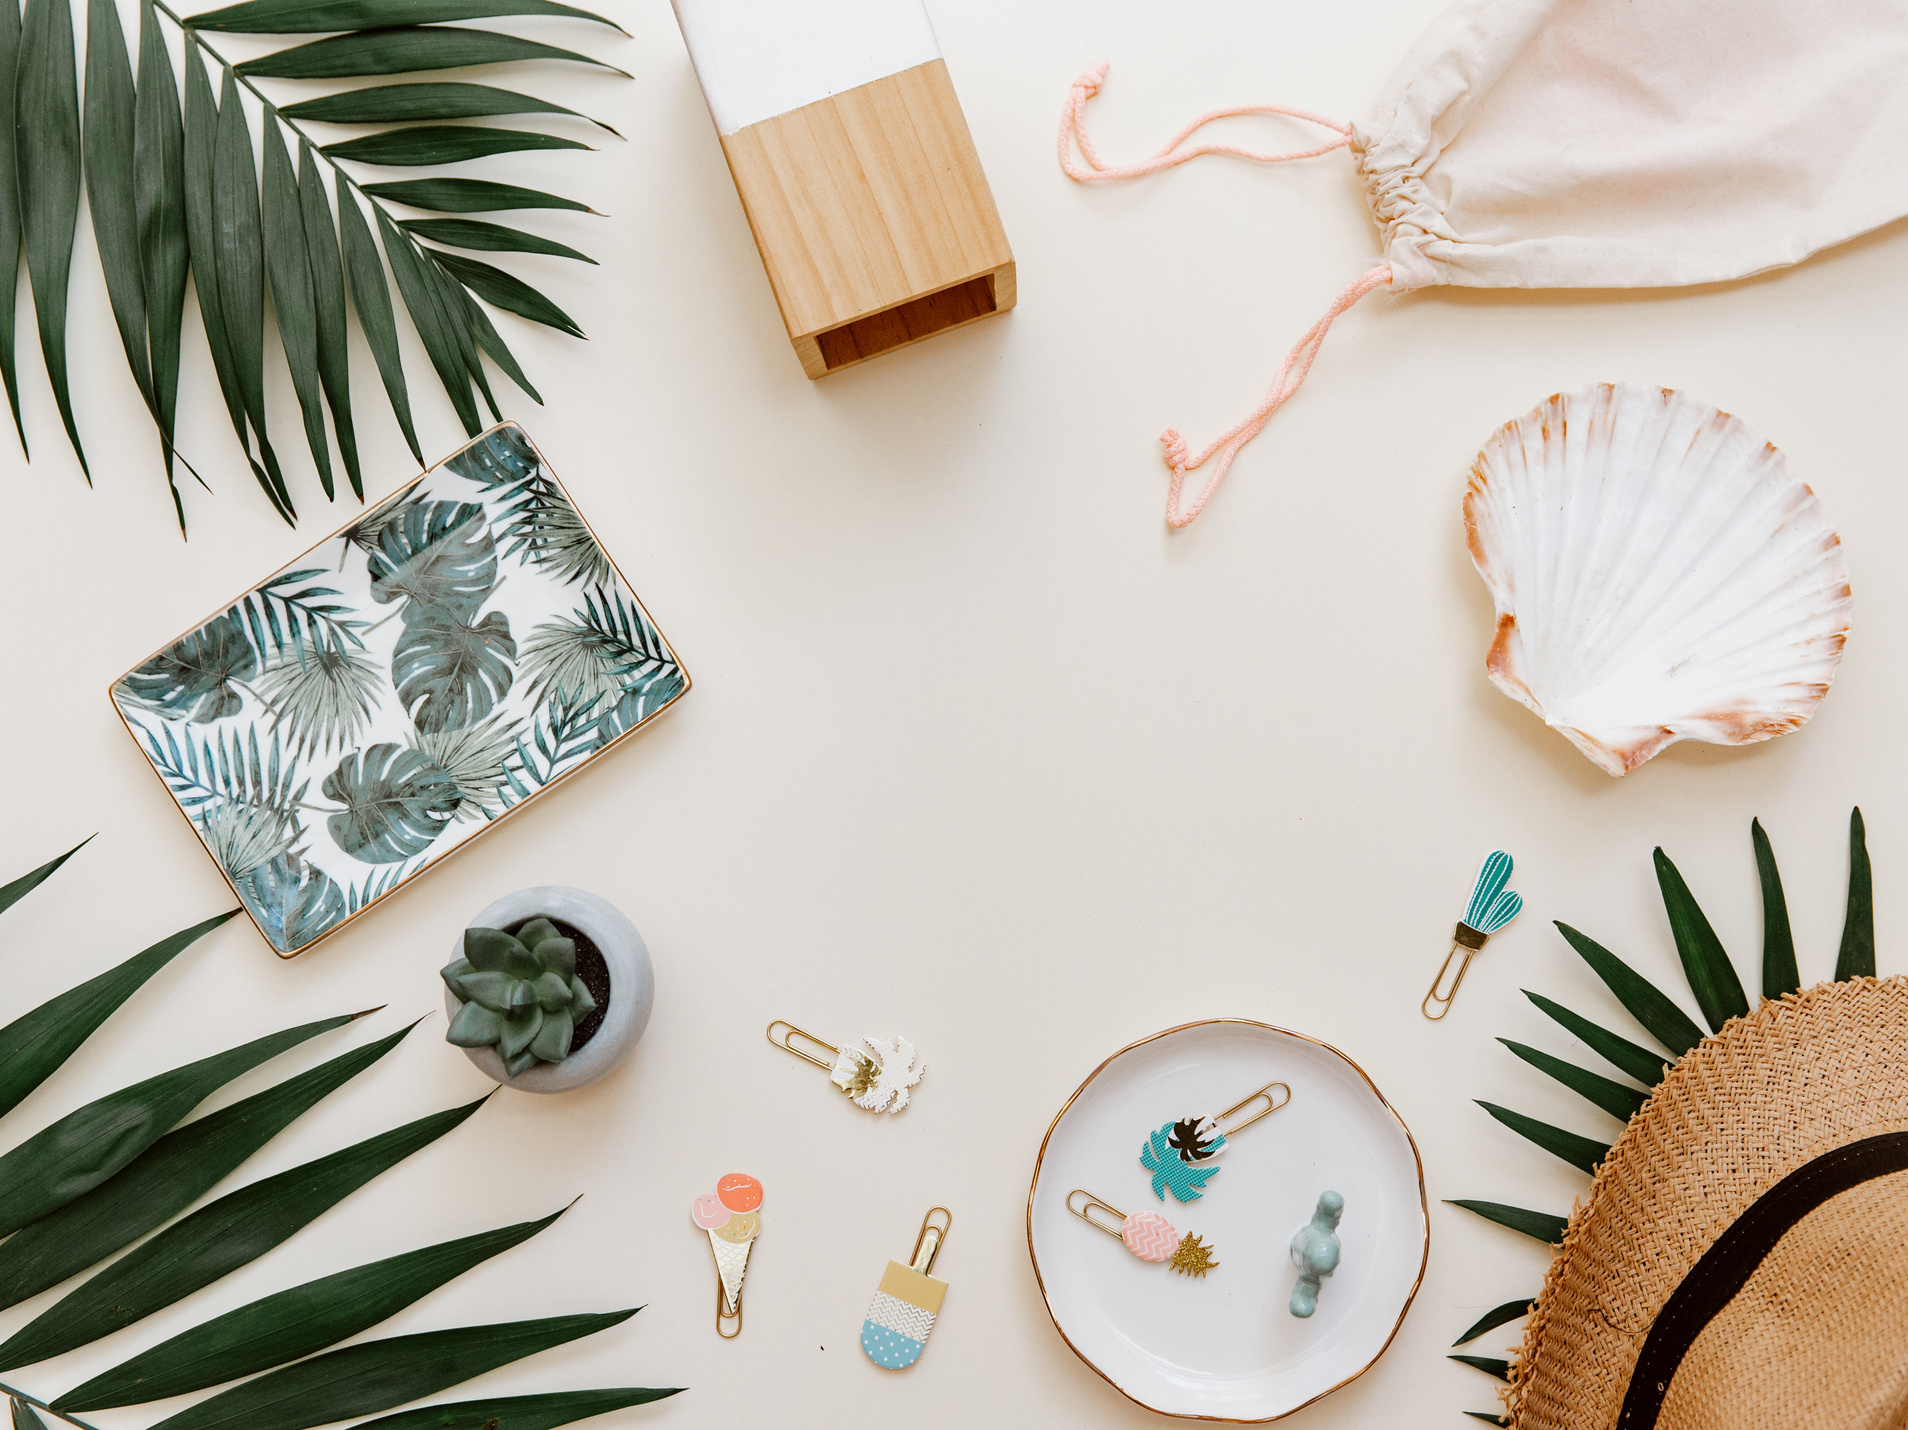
[861,1207,952,1370]
[691,1173,762,1338]
[767,1020,925,1114]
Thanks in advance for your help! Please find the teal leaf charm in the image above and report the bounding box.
[1140,1119,1226,1203]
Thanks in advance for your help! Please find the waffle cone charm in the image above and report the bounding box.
[692,1172,763,1337]
[861,1208,951,1370]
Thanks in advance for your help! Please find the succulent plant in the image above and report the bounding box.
[443,920,599,1076]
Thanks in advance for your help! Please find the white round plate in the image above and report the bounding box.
[1027,1019,1428,1421]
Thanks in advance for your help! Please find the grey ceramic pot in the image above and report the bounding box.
[445,885,653,1093]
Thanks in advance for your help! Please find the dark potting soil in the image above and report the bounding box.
[506,915,611,1053]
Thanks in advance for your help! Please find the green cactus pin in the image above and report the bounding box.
[442,920,600,1076]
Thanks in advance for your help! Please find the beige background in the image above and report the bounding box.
[0,1,1902,1427]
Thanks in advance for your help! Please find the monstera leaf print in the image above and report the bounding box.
[237,851,348,952]
[119,610,259,723]
[323,744,463,864]
[366,500,499,622]
[394,611,519,734]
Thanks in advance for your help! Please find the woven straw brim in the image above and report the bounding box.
[1508,976,1908,1430]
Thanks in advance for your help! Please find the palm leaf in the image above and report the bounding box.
[1522,991,1669,1088]
[260,108,335,499]
[1463,1415,1509,1427]
[213,62,293,518]
[1653,848,1747,1032]
[1836,806,1875,980]
[1454,1298,1534,1347]
[285,82,616,134]
[135,0,190,511]
[297,140,360,497]
[1553,922,1704,1058]
[379,212,481,433]
[0,1022,413,1313]
[1447,1198,1567,1245]
[0,0,25,453]
[1450,1355,1510,1381]
[0,908,235,1123]
[362,177,594,213]
[189,0,625,32]
[433,249,581,336]
[16,0,88,475]
[0,1010,357,1239]
[336,174,421,463]
[236,27,630,79]
[1475,1101,1609,1175]
[0,836,92,918]
[0,1095,484,1369]
[147,1310,639,1430]
[60,1205,568,1409]
[452,286,541,402]
[183,33,285,518]
[402,218,593,263]
[1496,1039,1647,1124]
[83,0,160,467]
[1751,817,1799,999]
[325,126,590,166]
[354,1389,685,1430]
[10,1402,48,1429]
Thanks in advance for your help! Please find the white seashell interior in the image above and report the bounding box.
[1464,383,1851,777]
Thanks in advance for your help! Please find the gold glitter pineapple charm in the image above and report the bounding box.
[1068,1190,1219,1277]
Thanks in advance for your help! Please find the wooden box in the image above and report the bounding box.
[673,0,1015,377]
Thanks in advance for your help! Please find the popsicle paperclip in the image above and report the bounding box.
[861,1207,952,1370]
[767,1021,925,1113]
[1422,850,1523,1020]
[1068,1190,1219,1278]
[1140,1079,1291,1203]
[692,1173,762,1337]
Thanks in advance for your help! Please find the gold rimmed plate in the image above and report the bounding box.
[1027,1019,1427,1421]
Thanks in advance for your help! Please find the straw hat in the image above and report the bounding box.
[1508,974,1908,1430]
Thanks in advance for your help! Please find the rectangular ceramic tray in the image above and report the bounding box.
[111,423,689,957]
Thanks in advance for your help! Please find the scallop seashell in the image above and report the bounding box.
[1464,384,1851,777]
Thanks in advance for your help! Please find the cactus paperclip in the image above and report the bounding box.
[1139,1079,1292,1203]
[861,1207,952,1369]
[1067,1190,1219,1278]
[766,1020,925,1113]
[1423,850,1523,1020]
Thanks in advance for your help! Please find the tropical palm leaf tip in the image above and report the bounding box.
[3,0,623,532]
[1464,851,1522,935]
[0,844,679,1425]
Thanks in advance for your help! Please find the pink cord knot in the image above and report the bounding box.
[1159,430,1189,471]
[1072,61,1109,99]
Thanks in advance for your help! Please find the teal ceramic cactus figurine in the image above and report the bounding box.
[443,920,600,1076]
[1288,1190,1344,1318]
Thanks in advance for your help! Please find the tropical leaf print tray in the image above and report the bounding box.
[111,424,689,957]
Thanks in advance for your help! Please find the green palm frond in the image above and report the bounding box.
[521,587,681,709]
[195,799,297,879]
[1837,807,1875,979]
[408,711,519,820]
[1496,1040,1647,1124]
[1752,818,1799,999]
[1552,922,1704,1058]
[0,842,681,1426]
[255,633,382,755]
[1446,1200,1567,1244]
[1453,1298,1534,1347]
[1652,848,1747,1033]
[1521,992,1669,1088]
[1450,1356,1510,1382]
[5,0,625,534]
[1475,1101,1609,1175]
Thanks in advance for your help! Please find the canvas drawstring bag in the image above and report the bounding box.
[1061,0,1908,528]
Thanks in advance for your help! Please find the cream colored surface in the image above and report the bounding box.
[0,1,1902,1428]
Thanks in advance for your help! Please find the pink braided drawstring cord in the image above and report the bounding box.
[1059,61,1390,529]
[1057,60,1353,180]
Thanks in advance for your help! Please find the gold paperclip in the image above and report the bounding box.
[1067,1190,1219,1277]
[1215,1080,1292,1134]
[766,1020,925,1114]
[1422,921,1491,1020]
